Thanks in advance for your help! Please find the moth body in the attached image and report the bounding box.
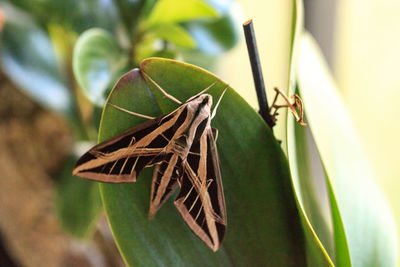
[169,94,213,161]
[73,83,226,252]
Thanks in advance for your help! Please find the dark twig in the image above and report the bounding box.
[243,19,275,129]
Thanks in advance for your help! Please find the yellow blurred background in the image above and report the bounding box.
[335,3,400,260]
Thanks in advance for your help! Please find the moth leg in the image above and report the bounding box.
[200,216,206,228]
[160,133,170,142]
[149,156,181,218]
[187,178,213,214]
[142,71,182,104]
[269,87,306,126]
[183,184,196,203]
[195,204,204,221]
[211,128,218,142]
[188,151,201,156]
[108,103,155,119]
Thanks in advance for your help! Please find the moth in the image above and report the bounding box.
[73,71,227,251]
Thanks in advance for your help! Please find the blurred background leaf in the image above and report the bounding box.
[296,32,397,266]
[148,24,196,48]
[288,106,351,266]
[0,4,72,114]
[73,28,128,106]
[184,13,238,55]
[56,155,102,238]
[4,0,121,32]
[143,0,218,27]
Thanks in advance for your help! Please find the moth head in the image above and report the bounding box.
[186,92,211,103]
[198,93,212,104]
[190,93,213,112]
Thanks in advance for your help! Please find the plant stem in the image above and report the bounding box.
[243,19,275,129]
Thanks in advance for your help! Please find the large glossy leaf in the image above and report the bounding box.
[326,176,351,267]
[98,58,305,265]
[288,115,335,265]
[0,4,72,114]
[284,1,335,266]
[73,28,128,106]
[296,33,398,266]
[288,113,350,266]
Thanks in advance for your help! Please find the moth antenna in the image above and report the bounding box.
[197,81,218,96]
[108,103,155,120]
[142,71,182,104]
[186,81,218,102]
[211,86,229,119]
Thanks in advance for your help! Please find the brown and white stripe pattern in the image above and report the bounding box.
[73,80,227,251]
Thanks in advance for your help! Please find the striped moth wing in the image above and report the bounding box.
[174,127,226,251]
[148,154,181,218]
[72,104,188,182]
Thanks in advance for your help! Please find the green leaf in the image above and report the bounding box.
[144,0,218,28]
[5,0,120,33]
[183,12,239,55]
[140,0,158,17]
[288,118,336,266]
[113,0,146,34]
[73,28,128,106]
[151,49,177,60]
[296,32,398,266]
[289,111,352,266]
[0,4,72,114]
[283,1,335,266]
[326,177,351,266]
[182,0,239,55]
[179,50,217,70]
[56,155,102,238]
[148,24,196,48]
[98,58,306,265]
